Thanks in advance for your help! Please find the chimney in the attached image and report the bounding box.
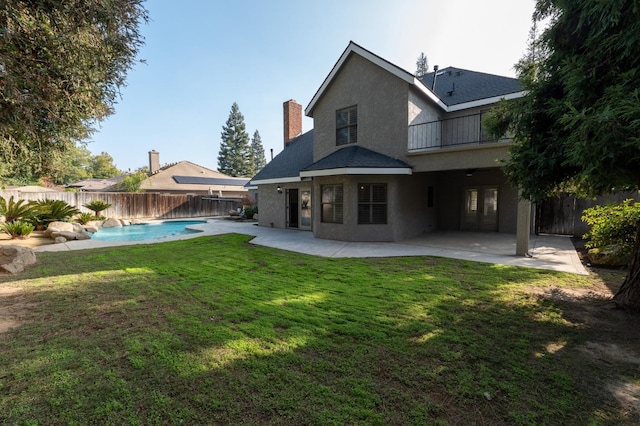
[149,150,160,175]
[283,99,302,147]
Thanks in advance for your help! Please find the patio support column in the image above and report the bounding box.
[516,194,531,256]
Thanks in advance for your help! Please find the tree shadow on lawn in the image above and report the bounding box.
[0,234,638,425]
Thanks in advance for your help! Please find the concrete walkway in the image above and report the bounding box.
[36,218,588,275]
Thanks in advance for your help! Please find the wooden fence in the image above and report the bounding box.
[536,191,640,236]
[0,191,242,220]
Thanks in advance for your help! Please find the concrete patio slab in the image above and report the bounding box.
[35,218,588,275]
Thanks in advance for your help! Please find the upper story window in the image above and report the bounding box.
[336,106,357,146]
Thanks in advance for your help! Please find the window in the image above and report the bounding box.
[358,183,387,224]
[321,184,343,223]
[336,106,357,145]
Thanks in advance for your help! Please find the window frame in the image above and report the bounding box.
[336,105,358,146]
[321,184,344,224]
[357,183,387,225]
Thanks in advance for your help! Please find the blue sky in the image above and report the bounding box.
[88,0,536,172]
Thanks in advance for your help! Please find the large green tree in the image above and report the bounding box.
[0,0,148,181]
[88,152,121,179]
[218,102,251,177]
[494,0,640,308]
[250,130,266,175]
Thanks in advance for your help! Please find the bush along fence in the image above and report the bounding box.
[0,191,242,220]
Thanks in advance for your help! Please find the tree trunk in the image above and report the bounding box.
[612,225,640,309]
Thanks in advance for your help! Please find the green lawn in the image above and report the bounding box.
[0,234,636,425]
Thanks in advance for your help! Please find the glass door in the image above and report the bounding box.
[462,187,499,231]
[286,189,298,228]
[300,189,311,230]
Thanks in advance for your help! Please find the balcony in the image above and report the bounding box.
[408,112,510,151]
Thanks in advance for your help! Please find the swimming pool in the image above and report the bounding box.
[90,220,205,242]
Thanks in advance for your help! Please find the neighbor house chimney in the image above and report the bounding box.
[283,99,302,147]
[149,150,160,175]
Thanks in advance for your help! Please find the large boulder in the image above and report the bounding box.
[50,231,91,241]
[45,221,84,237]
[0,245,37,274]
[102,218,122,228]
[83,225,100,234]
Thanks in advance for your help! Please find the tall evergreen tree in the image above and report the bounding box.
[218,103,251,177]
[415,52,429,76]
[250,130,267,175]
[487,0,640,308]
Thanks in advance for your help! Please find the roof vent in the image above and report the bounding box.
[447,83,456,96]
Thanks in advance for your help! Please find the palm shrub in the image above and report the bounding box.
[76,212,96,225]
[0,196,33,223]
[582,199,640,257]
[28,199,81,227]
[2,221,35,239]
[83,200,112,217]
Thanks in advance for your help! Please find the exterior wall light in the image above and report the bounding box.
[277,185,282,194]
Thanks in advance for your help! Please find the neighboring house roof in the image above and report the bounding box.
[249,130,314,184]
[66,176,124,192]
[306,41,525,115]
[300,146,412,178]
[172,176,250,186]
[141,160,248,193]
[419,67,522,107]
[4,185,62,193]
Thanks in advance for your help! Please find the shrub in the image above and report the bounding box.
[0,196,33,223]
[28,199,81,227]
[83,200,112,216]
[582,199,640,256]
[2,221,35,239]
[243,206,258,219]
[76,212,96,225]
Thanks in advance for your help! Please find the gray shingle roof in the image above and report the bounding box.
[419,67,522,106]
[250,130,314,182]
[302,145,411,172]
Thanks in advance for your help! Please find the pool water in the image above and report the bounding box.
[91,220,205,242]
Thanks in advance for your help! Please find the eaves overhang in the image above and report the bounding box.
[249,176,301,186]
[300,167,413,178]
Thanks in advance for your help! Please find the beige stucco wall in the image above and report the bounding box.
[311,174,436,242]
[257,183,288,229]
[408,143,511,173]
[408,87,440,126]
[311,54,410,162]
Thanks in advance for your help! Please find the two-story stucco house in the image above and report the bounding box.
[250,42,531,251]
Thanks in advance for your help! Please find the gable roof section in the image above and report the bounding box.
[172,176,249,186]
[249,130,314,185]
[141,160,248,192]
[419,67,522,107]
[300,145,412,178]
[306,41,525,115]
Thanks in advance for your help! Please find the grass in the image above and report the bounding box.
[0,234,636,425]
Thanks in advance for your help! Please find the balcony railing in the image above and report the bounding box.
[408,112,510,151]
